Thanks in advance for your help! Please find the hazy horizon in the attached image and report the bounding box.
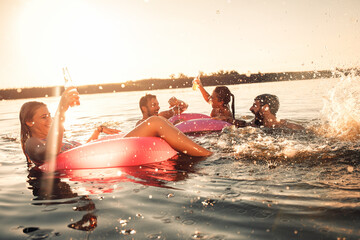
[1,0,359,89]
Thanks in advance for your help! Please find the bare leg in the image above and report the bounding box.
[124,116,212,157]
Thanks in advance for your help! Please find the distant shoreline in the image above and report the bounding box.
[0,69,357,100]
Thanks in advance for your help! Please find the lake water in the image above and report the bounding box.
[0,76,359,240]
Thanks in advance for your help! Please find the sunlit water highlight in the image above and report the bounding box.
[0,77,359,239]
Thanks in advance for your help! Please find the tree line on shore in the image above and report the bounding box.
[0,68,357,100]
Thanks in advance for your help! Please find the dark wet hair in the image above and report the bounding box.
[255,94,279,115]
[214,86,235,118]
[19,101,47,161]
[139,94,157,113]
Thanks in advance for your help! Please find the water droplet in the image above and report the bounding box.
[118,219,128,227]
[120,229,136,235]
[191,231,207,239]
[201,199,216,206]
[147,233,162,239]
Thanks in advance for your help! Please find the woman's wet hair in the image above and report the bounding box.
[214,86,235,118]
[255,94,280,115]
[139,94,156,113]
[19,101,46,160]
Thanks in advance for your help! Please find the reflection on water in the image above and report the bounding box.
[57,155,204,194]
[23,155,204,236]
[27,167,98,233]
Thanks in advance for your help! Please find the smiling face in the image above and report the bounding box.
[26,105,52,138]
[144,97,160,117]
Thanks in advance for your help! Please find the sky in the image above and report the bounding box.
[0,0,359,89]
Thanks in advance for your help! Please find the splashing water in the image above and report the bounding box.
[209,125,359,163]
[318,72,360,141]
[207,72,360,163]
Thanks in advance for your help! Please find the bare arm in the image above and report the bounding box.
[194,78,211,103]
[86,126,121,143]
[159,109,175,119]
[159,97,189,119]
[45,87,79,161]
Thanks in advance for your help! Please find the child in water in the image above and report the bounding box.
[193,76,236,123]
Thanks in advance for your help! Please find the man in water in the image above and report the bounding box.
[249,94,304,130]
[136,94,188,126]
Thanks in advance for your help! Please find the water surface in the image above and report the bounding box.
[0,77,359,239]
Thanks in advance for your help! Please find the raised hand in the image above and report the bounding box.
[59,87,80,112]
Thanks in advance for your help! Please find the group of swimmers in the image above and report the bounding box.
[137,77,304,130]
[19,79,304,167]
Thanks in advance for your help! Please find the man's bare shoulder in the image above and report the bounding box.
[135,119,145,126]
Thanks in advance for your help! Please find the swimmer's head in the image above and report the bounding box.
[213,86,233,105]
[139,94,160,116]
[139,94,156,113]
[212,86,235,118]
[254,94,280,115]
[19,101,47,158]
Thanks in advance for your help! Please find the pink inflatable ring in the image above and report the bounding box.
[40,136,178,171]
[169,113,232,134]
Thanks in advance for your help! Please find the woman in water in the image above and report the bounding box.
[193,77,246,127]
[19,87,212,166]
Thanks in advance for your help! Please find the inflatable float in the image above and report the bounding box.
[169,113,232,134]
[40,135,178,171]
[168,113,210,124]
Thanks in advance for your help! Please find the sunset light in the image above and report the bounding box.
[1,1,359,239]
[1,0,359,89]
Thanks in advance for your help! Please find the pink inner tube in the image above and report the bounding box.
[175,118,232,134]
[168,113,210,124]
[40,136,178,171]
